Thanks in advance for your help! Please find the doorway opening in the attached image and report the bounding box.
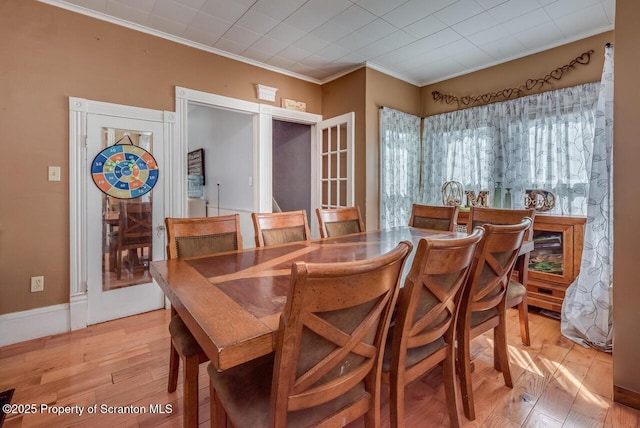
[272,120,312,224]
[186,102,256,242]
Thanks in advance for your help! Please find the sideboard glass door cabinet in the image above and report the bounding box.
[457,211,586,312]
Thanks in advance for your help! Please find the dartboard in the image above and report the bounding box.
[91,144,159,199]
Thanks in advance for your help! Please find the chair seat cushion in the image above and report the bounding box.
[507,280,526,302]
[168,315,203,357]
[469,280,526,329]
[208,353,368,428]
[382,324,446,372]
[470,308,497,328]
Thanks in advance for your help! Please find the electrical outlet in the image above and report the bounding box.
[31,276,44,292]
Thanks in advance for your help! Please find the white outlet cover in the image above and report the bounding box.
[31,276,44,292]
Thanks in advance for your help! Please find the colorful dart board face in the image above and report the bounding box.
[91,145,159,199]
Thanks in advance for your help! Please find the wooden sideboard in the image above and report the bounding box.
[457,210,586,312]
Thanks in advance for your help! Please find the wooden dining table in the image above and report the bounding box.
[150,226,480,372]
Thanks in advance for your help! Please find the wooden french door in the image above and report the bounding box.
[316,113,354,210]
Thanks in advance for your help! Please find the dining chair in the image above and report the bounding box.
[252,210,311,247]
[110,200,153,279]
[467,206,536,345]
[164,214,242,428]
[207,241,413,428]
[382,228,484,428]
[316,206,365,238]
[408,204,459,231]
[456,219,531,421]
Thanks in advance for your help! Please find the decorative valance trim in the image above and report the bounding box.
[432,50,595,107]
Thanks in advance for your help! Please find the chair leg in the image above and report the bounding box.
[443,347,461,428]
[116,250,122,280]
[514,253,531,346]
[363,375,381,428]
[182,354,200,428]
[457,328,475,421]
[493,315,513,388]
[210,381,228,428]
[389,369,406,428]
[167,341,179,393]
[517,299,531,346]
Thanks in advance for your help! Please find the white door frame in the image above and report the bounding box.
[69,97,176,330]
[175,87,322,230]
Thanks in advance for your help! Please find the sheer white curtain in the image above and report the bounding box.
[379,107,421,229]
[421,84,599,215]
[421,106,501,205]
[562,45,614,352]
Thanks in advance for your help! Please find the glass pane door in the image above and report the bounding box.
[100,129,155,291]
[318,113,353,209]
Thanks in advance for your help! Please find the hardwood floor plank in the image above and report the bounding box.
[489,377,538,425]
[567,385,610,425]
[534,359,590,422]
[581,358,614,400]
[563,411,603,428]
[522,409,563,428]
[604,402,640,427]
[2,308,638,428]
[480,411,520,428]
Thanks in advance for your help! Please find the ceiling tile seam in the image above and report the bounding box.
[214,0,261,47]
[418,23,614,86]
[239,0,339,64]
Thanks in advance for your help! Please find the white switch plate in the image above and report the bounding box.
[48,166,61,181]
[31,276,44,292]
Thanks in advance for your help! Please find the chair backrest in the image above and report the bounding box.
[389,228,484,372]
[316,206,365,238]
[165,214,242,259]
[467,207,535,240]
[409,204,459,231]
[118,201,153,249]
[252,210,311,247]
[461,220,531,318]
[270,241,413,427]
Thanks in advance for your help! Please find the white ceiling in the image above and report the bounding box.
[45,0,615,85]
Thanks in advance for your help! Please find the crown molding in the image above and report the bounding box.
[37,0,324,85]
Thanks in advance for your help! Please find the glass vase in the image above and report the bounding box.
[494,182,502,208]
[504,188,512,209]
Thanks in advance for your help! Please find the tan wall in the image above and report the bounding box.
[613,0,640,401]
[321,68,367,223]
[0,0,321,315]
[364,68,421,230]
[421,31,612,117]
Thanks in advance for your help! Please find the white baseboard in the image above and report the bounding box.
[70,293,88,331]
[0,304,71,347]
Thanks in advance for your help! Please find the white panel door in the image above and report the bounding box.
[86,114,165,324]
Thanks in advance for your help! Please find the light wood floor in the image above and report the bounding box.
[1,308,638,428]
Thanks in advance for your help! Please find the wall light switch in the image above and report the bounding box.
[48,166,61,181]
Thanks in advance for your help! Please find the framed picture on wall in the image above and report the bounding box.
[187,148,205,185]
